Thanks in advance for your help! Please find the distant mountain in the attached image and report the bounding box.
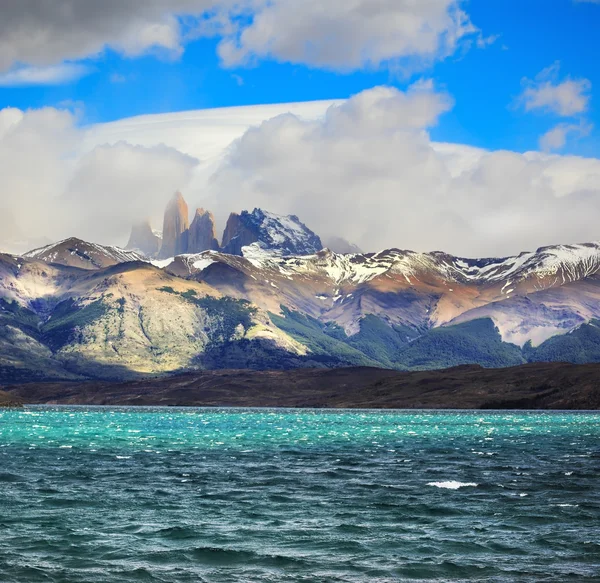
[126,220,161,257]
[5,213,600,381]
[188,208,220,254]
[0,254,306,382]
[131,193,323,259]
[24,238,145,270]
[221,208,323,256]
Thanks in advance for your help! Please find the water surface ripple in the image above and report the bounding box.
[0,408,599,582]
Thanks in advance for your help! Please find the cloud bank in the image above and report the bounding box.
[0,106,197,251]
[204,85,600,257]
[1,86,600,258]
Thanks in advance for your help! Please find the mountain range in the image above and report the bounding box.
[2,192,600,383]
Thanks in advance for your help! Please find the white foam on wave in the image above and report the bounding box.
[426,481,478,490]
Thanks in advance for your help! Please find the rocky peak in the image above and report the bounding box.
[221,212,259,256]
[126,219,161,257]
[220,208,323,256]
[188,208,219,254]
[159,191,189,258]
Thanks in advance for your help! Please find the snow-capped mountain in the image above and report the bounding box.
[165,241,600,290]
[24,238,146,270]
[127,193,324,259]
[5,216,600,381]
[155,241,600,346]
[221,208,323,256]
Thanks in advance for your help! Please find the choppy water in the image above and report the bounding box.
[0,408,599,582]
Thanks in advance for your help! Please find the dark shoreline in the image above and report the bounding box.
[3,362,600,410]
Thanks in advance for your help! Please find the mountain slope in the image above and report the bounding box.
[5,234,600,379]
[0,256,310,381]
[525,319,600,364]
[164,242,600,344]
[24,238,146,270]
[394,318,526,370]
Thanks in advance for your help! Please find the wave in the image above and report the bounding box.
[426,481,478,489]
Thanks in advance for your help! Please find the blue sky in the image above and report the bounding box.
[0,0,598,156]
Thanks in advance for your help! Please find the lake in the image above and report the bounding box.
[0,407,598,581]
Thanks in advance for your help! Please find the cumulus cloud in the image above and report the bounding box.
[0,1,217,72]
[2,89,600,258]
[539,121,592,152]
[516,62,593,152]
[202,85,600,257]
[518,63,591,116]
[0,106,198,252]
[216,0,481,72]
[62,143,198,243]
[0,1,482,77]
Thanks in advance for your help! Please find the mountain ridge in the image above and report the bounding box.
[3,199,600,381]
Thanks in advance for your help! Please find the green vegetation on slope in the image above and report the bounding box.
[346,315,421,368]
[269,307,382,367]
[41,298,111,350]
[271,310,525,371]
[394,318,526,370]
[158,287,257,345]
[0,298,40,338]
[0,298,81,383]
[524,320,600,364]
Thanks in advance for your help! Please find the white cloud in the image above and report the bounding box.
[216,0,481,72]
[201,86,600,257]
[518,62,591,117]
[516,62,593,152]
[0,63,90,86]
[62,143,198,243]
[0,106,197,251]
[0,1,482,76]
[539,121,592,152]
[0,1,218,73]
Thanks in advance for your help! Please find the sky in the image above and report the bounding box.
[0,0,599,257]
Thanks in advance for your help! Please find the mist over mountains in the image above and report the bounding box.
[3,87,600,259]
[3,190,600,383]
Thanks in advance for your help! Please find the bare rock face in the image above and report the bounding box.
[220,212,260,256]
[159,192,189,258]
[126,220,161,257]
[188,208,219,254]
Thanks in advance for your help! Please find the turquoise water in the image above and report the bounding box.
[0,408,599,582]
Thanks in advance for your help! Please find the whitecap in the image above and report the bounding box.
[426,481,478,490]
